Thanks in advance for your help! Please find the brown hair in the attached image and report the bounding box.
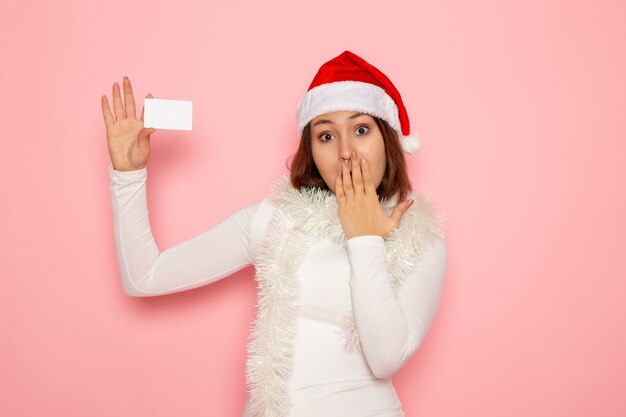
[287,116,413,203]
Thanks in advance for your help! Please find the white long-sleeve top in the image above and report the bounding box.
[108,163,448,417]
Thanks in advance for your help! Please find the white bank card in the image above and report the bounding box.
[144,98,192,130]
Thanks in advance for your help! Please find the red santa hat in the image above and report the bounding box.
[296,50,421,154]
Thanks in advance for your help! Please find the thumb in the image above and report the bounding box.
[138,127,156,147]
[139,127,156,137]
[140,93,154,121]
[390,198,414,224]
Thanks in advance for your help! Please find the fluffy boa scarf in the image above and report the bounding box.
[244,174,445,417]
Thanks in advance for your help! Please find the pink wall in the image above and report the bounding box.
[2,0,625,416]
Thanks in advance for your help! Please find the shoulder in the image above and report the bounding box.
[385,190,448,279]
[248,192,280,265]
[422,237,448,269]
[391,191,446,246]
[407,191,446,232]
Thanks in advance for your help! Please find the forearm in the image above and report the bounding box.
[108,163,258,297]
[109,164,160,296]
[346,235,448,379]
[346,235,412,378]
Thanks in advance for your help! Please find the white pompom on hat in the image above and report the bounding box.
[296,50,421,154]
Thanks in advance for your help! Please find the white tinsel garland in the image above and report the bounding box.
[244,174,445,417]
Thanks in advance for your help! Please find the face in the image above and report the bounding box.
[310,111,387,195]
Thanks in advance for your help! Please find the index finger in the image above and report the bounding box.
[101,95,115,130]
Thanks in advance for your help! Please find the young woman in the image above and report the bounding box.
[102,50,448,417]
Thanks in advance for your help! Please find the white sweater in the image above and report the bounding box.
[108,163,448,417]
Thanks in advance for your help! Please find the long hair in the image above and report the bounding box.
[287,116,412,203]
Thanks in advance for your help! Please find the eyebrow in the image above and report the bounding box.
[311,112,368,127]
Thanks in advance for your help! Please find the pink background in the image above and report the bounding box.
[2,0,625,416]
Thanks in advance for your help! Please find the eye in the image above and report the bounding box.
[356,125,369,135]
[318,132,334,142]
[317,125,369,142]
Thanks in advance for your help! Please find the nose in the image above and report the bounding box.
[338,137,354,165]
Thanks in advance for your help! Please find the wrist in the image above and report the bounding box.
[346,234,384,243]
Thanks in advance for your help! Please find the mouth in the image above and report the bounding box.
[338,160,354,176]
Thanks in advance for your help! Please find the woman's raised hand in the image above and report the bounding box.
[101,76,156,171]
[335,151,414,240]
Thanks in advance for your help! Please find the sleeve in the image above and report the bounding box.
[345,235,448,379]
[108,163,262,297]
